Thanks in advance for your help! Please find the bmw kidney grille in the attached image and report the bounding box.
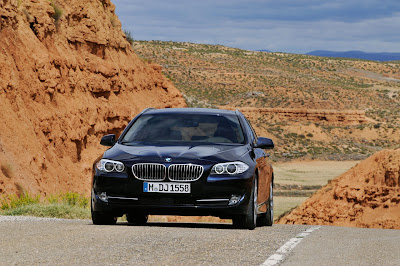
[131,163,167,181]
[132,163,203,181]
[168,164,204,181]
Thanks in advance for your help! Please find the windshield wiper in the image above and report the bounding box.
[119,141,134,146]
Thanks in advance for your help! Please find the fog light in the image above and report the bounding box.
[228,195,242,206]
[98,192,108,202]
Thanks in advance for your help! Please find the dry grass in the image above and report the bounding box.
[274,196,309,220]
[0,192,89,219]
[274,160,360,186]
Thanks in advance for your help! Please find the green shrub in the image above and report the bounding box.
[46,192,89,208]
[124,30,134,45]
[51,1,63,23]
[1,191,40,210]
[62,192,89,208]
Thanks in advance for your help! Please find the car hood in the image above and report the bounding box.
[103,143,249,164]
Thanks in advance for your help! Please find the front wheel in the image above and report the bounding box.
[265,181,274,226]
[233,177,258,230]
[257,181,274,227]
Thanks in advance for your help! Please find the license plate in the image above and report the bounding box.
[143,182,191,193]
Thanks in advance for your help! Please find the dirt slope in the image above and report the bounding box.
[277,149,400,229]
[0,0,185,196]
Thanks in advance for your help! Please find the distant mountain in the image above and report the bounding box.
[306,50,400,62]
[258,49,271,53]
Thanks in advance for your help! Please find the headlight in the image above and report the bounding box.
[211,162,249,175]
[96,159,125,173]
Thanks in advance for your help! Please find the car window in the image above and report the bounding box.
[121,113,245,145]
[244,117,257,144]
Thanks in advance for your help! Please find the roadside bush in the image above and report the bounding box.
[47,192,89,208]
[0,191,40,210]
[124,30,134,45]
[51,1,63,23]
[2,204,90,219]
[0,192,90,219]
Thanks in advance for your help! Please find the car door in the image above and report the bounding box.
[243,117,271,213]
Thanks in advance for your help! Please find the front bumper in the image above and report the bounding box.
[92,172,254,218]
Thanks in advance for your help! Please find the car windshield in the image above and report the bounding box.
[120,113,245,145]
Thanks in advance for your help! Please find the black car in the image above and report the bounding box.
[91,108,274,229]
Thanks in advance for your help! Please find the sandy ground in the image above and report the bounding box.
[274,160,360,186]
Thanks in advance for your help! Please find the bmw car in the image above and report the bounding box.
[91,108,274,229]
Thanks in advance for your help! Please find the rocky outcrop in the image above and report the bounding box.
[0,0,185,195]
[238,107,369,125]
[277,149,400,229]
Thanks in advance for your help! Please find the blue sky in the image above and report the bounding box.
[113,0,400,53]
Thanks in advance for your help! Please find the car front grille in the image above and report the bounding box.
[168,164,204,181]
[132,163,166,181]
[131,163,204,182]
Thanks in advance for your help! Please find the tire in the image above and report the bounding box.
[265,181,274,226]
[257,181,274,227]
[126,212,149,225]
[91,205,117,225]
[233,177,258,230]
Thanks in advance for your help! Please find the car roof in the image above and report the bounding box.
[145,108,239,116]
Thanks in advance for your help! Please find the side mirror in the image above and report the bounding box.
[254,137,274,149]
[100,134,116,146]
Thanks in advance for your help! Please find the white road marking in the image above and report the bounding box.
[261,226,322,266]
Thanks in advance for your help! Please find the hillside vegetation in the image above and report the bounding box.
[134,41,400,161]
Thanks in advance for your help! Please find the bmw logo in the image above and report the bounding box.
[165,158,172,162]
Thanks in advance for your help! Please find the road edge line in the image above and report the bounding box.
[261,226,322,266]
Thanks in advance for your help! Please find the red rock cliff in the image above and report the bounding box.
[0,0,186,195]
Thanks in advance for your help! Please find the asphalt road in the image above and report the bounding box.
[1,216,399,265]
[283,226,400,266]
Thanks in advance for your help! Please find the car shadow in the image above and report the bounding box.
[115,221,235,229]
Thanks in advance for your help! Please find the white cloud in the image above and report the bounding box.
[113,0,400,53]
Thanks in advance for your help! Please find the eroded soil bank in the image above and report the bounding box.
[278,149,400,229]
[0,0,185,195]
